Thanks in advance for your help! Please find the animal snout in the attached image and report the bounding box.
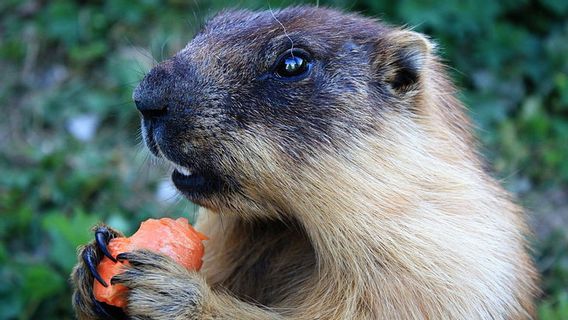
[133,63,177,123]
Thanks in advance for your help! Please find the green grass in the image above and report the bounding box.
[1,0,567,318]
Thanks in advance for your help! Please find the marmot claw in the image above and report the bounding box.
[95,226,117,262]
[83,225,118,287]
[82,245,107,287]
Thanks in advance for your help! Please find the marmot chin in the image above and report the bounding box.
[72,6,538,319]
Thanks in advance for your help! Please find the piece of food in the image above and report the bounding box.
[93,217,207,308]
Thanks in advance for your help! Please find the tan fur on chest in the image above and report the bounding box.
[199,216,315,308]
[196,112,538,319]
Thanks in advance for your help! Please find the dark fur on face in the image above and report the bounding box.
[134,7,430,212]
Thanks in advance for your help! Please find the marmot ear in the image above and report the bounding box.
[372,30,433,93]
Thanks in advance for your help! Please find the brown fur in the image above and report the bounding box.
[71,6,539,319]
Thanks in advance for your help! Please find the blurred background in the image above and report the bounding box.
[0,0,567,318]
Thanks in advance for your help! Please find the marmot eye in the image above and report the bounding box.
[273,49,312,80]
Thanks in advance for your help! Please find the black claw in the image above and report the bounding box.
[116,252,145,267]
[83,246,108,287]
[116,252,129,262]
[109,273,130,286]
[96,228,117,262]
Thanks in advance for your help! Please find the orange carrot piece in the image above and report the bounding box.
[93,218,207,308]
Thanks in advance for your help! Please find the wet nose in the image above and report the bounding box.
[133,64,173,121]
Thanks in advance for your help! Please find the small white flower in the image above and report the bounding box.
[66,114,99,142]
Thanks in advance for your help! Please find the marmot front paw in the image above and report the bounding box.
[71,225,128,320]
[71,225,206,320]
[112,250,206,320]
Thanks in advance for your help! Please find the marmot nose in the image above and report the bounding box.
[134,98,168,120]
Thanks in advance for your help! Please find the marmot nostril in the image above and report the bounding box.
[134,99,169,120]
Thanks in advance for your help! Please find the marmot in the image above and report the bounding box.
[72,6,539,319]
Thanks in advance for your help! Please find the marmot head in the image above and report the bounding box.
[134,7,446,218]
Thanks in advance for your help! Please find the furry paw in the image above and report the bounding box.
[111,250,206,320]
[71,224,128,320]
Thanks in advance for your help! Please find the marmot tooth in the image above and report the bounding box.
[175,165,193,176]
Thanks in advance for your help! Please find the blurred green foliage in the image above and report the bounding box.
[0,0,566,319]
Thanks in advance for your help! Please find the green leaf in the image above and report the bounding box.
[40,1,81,45]
[42,210,99,271]
[539,0,568,14]
[21,264,64,302]
[69,41,108,64]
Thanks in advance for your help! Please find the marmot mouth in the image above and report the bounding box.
[142,125,228,200]
[171,166,224,198]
